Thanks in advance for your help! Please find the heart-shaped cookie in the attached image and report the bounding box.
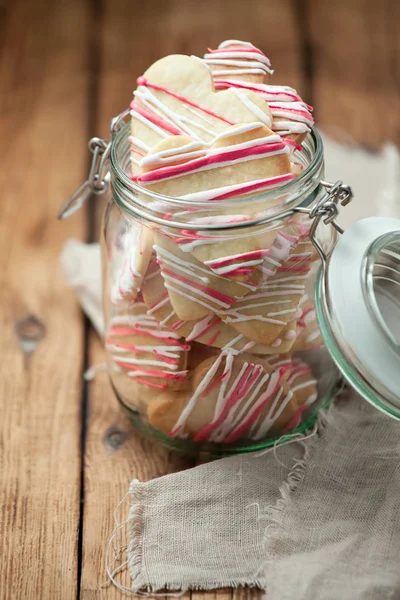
[293,295,322,351]
[142,267,298,354]
[105,303,190,408]
[110,225,154,305]
[152,232,256,320]
[203,40,273,83]
[220,266,306,345]
[206,42,314,147]
[269,355,318,429]
[135,125,296,282]
[130,53,275,174]
[147,351,300,442]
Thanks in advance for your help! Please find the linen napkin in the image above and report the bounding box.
[106,398,400,599]
[61,135,400,599]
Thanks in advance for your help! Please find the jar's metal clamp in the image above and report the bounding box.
[294,180,354,263]
[58,109,130,220]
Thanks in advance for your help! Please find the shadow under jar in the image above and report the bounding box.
[100,124,341,457]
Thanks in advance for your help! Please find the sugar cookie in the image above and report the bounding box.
[130,53,275,172]
[206,41,314,147]
[203,40,273,83]
[111,226,154,304]
[293,296,323,351]
[105,303,190,411]
[142,268,298,354]
[147,351,302,442]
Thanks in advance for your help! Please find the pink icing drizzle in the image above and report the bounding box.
[137,76,235,125]
[213,80,302,103]
[160,267,234,304]
[208,173,296,201]
[130,101,183,136]
[193,364,264,441]
[206,46,269,58]
[223,373,283,443]
[133,140,287,184]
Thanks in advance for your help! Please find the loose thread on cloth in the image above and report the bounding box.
[105,480,186,596]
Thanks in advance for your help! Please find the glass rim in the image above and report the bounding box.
[363,231,400,357]
[109,124,325,230]
[315,267,400,420]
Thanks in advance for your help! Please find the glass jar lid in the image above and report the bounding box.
[315,216,400,419]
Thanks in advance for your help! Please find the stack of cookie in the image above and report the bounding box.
[106,41,323,445]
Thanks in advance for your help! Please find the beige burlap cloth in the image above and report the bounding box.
[104,398,400,599]
[61,136,400,599]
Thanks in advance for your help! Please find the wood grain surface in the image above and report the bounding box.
[1,0,399,598]
[307,0,400,149]
[0,0,89,598]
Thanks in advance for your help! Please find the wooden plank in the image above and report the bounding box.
[0,0,90,599]
[192,591,233,600]
[80,333,190,598]
[192,588,262,600]
[232,589,262,600]
[81,0,304,596]
[81,5,195,596]
[307,0,400,149]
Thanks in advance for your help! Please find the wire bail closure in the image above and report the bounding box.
[57,108,130,220]
[306,180,354,263]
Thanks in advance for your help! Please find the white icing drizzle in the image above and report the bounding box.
[154,243,251,312]
[129,136,150,153]
[137,132,289,186]
[146,294,170,314]
[211,371,270,441]
[306,329,321,343]
[140,140,207,168]
[134,86,193,137]
[111,245,143,304]
[107,308,190,388]
[221,272,306,325]
[204,40,273,76]
[269,102,313,125]
[178,174,294,204]
[202,231,292,279]
[253,388,292,439]
[230,87,272,127]
[170,353,226,434]
[185,314,214,342]
[218,40,256,49]
[130,108,170,138]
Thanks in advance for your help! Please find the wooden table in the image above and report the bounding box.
[1,1,399,598]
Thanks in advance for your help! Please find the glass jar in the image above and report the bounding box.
[60,112,400,457]
[97,117,342,456]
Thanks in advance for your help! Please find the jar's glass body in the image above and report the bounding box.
[101,126,338,456]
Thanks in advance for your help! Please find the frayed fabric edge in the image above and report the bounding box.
[107,404,337,596]
[127,479,148,593]
[261,403,334,565]
[105,479,153,596]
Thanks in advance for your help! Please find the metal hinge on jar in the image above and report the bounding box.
[58,109,130,220]
[294,180,354,263]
